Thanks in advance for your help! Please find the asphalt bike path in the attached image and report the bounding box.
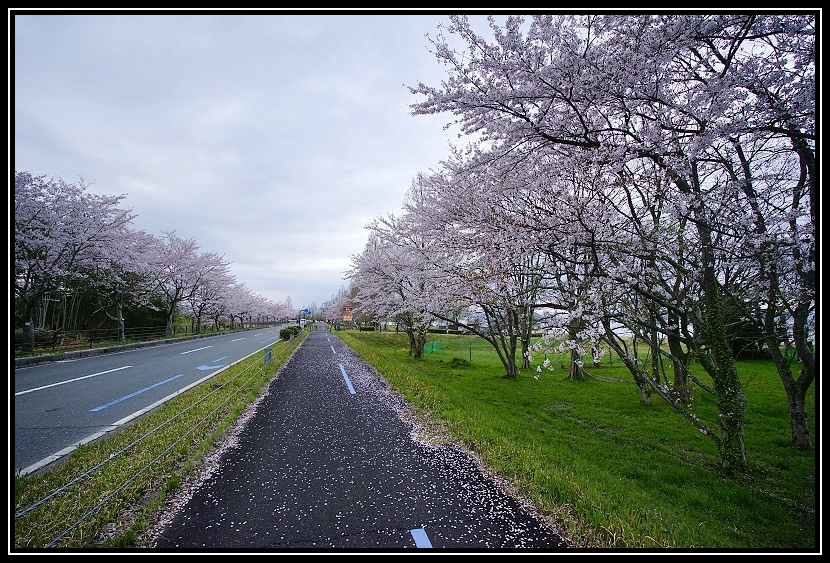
[149,325,569,551]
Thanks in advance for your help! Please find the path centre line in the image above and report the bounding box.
[410,528,433,548]
[331,345,337,355]
[15,365,133,396]
[338,364,356,395]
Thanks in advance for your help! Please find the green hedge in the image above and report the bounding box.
[279,325,303,340]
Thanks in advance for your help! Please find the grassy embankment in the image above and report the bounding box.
[338,329,816,550]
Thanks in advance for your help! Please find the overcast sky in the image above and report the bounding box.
[12,10,481,310]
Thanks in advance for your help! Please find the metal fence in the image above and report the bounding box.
[13,325,217,356]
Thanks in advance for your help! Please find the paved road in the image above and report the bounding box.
[149,325,569,551]
[14,327,286,475]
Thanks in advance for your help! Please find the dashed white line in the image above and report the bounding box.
[181,346,213,354]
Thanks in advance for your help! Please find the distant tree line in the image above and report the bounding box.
[14,171,296,352]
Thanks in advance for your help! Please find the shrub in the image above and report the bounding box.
[279,325,302,340]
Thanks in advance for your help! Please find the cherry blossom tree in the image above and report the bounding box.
[186,252,235,334]
[14,171,135,351]
[347,227,437,359]
[85,228,164,341]
[322,286,353,325]
[153,231,206,335]
[15,171,302,351]
[409,13,815,471]
[380,167,554,377]
[269,297,297,324]
[206,286,234,331]
[223,282,262,329]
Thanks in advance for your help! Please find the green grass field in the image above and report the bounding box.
[337,329,817,550]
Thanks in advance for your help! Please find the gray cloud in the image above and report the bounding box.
[14,11,465,308]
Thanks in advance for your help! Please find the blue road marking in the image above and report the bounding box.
[338,364,356,395]
[410,528,432,548]
[197,356,229,370]
[196,364,227,371]
[89,374,185,411]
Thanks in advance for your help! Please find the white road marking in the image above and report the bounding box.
[14,365,132,396]
[181,346,213,354]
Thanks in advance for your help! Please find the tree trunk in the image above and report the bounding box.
[766,338,813,450]
[687,163,748,475]
[408,330,422,358]
[620,352,652,406]
[116,302,125,342]
[495,335,519,379]
[700,283,747,475]
[567,348,586,380]
[19,296,37,352]
[410,328,427,359]
[521,338,531,369]
[667,316,690,401]
[22,318,35,353]
[405,319,428,359]
[566,322,587,379]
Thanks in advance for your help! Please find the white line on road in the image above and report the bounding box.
[14,365,133,396]
[181,346,213,354]
[331,345,336,354]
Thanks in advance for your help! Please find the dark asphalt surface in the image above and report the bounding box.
[149,326,570,552]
